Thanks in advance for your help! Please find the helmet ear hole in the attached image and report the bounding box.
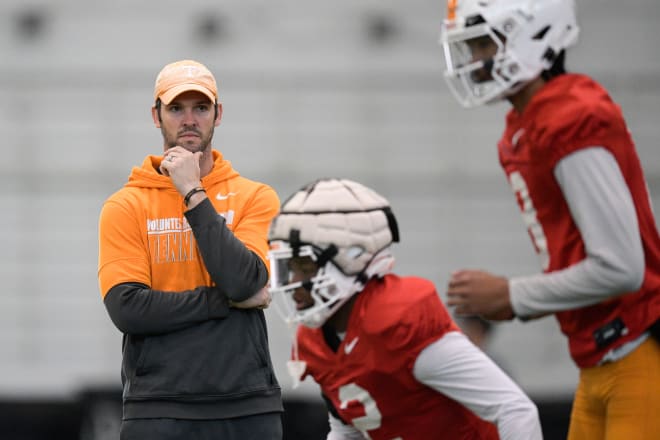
[345,246,365,260]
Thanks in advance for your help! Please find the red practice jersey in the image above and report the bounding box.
[498,73,660,367]
[294,274,499,440]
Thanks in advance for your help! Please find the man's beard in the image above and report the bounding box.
[163,126,214,153]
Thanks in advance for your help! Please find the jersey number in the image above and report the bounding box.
[338,383,402,440]
[508,171,550,270]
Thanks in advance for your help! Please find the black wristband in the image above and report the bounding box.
[184,187,206,206]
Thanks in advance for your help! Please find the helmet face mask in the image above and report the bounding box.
[268,242,318,296]
[442,23,509,107]
[440,0,580,108]
[268,242,363,328]
[267,179,399,328]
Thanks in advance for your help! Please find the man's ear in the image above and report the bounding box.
[152,98,163,127]
[151,106,161,127]
[215,103,223,126]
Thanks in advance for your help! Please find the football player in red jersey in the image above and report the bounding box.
[440,1,660,439]
[268,178,542,440]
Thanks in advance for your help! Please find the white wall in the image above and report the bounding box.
[0,0,658,400]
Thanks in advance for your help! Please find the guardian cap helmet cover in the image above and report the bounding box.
[268,178,399,328]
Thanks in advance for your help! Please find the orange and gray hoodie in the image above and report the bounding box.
[98,150,282,420]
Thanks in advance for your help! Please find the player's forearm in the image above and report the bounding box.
[510,254,642,318]
[413,332,542,440]
[511,147,644,318]
[185,198,269,302]
[103,282,229,335]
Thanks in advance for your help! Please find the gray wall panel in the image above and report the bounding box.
[0,0,657,400]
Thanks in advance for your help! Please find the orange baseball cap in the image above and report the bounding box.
[153,59,218,105]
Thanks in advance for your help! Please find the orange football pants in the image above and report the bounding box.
[567,336,660,440]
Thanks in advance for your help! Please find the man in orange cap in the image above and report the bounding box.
[98,59,283,439]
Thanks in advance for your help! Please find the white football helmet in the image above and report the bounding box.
[267,178,399,328]
[440,0,579,107]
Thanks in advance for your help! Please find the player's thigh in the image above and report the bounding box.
[605,337,660,440]
[567,371,605,440]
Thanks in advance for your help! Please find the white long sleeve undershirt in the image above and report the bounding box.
[326,331,542,440]
[509,147,644,318]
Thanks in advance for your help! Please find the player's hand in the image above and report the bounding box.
[159,146,203,196]
[230,287,272,310]
[447,269,514,321]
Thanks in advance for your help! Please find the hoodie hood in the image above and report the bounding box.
[125,150,240,189]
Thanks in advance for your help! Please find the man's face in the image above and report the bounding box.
[466,35,499,83]
[288,256,319,311]
[154,90,220,153]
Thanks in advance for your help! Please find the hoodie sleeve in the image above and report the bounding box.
[185,186,279,302]
[104,282,230,336]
